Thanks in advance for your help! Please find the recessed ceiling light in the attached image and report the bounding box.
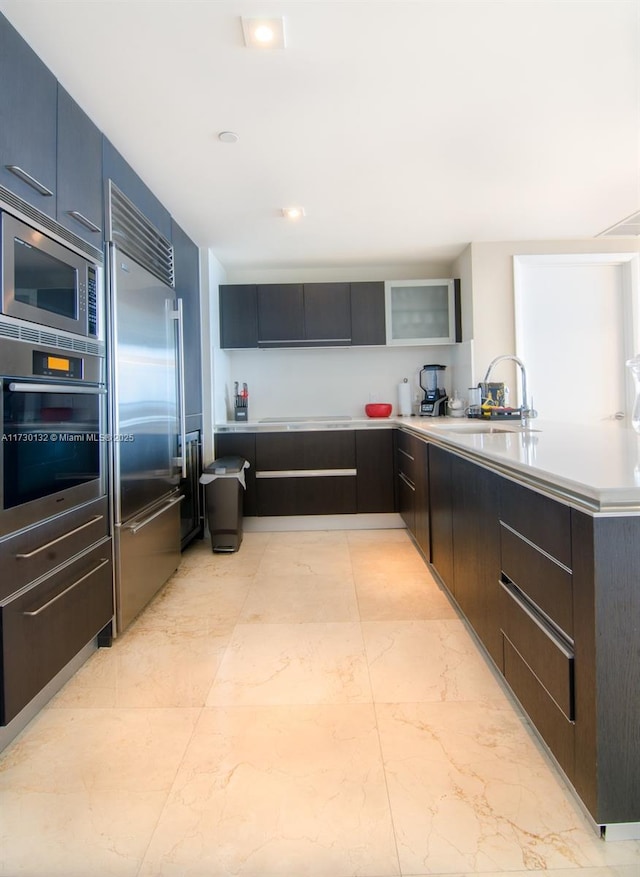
[241,17,286,49]
[281,207,305,220]
[218,131,239,144]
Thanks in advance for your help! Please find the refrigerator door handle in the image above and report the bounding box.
[172,298,187,479]
[124,494,185,535]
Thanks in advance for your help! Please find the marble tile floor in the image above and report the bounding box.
[1,529,639,877]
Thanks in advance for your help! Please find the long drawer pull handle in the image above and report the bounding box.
[256,468,357,479]
[16,515,104,559]
[398,471,416,491]
[5,165,54,196]
[127,494,185,535]
[8,382,107,395]
[398,447,415,462]
[67,210,101,233]
[22,558,110,617]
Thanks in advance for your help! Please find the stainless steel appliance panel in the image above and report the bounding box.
[0,341,107,536]
[1,212,99,338]
[114,493,182,631]
[180,429,203,549]
[111,249,180,523]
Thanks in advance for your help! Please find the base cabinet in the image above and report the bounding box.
[395,429,429,556]
[427,444,454,591]
[451,455,501,665]
[423,438,640,829]
[214,429,394,518]
[1,539,112,725]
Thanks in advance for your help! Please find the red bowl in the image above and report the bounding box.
[365,403,392,418]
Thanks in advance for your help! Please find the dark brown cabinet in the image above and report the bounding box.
[56,86,103,241]
[214,429,394,518]
[451,455,502,665]
[303,283,351,344]
[350,281,386,345]
[395,429,429,557]
[102,137,172,241]
[1,539,113,725]
[257,283,351,347]
[256,431,357,515]
[0,14,57,213]
[219,285,258,349]
[571,512,640,826]
[257,284,305,345]
[428,443,454,591]
[355,430,395,513]
[497,477,576,780]
[219,280,386,349]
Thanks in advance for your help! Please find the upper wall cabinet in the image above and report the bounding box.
[350,281,386,346]
[219,280,387,350]
[103,137,171,241]
[0,15,58,213]
[56,86,103,240]
[172,219,202,419]
[219,284,258,349]
[257,282,351,347]
[385,279,461,345]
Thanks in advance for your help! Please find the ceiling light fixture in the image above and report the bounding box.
[281,207,305,220]
[218,131,239,144]
[241,17,286,49]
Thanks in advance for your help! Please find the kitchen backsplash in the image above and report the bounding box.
[217,342,474,422]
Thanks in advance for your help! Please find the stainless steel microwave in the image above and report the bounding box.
[1,212,99,338]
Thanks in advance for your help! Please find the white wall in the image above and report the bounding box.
[222,345,462,422]
[468,237,640,383]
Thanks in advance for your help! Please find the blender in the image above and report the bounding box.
[419,364,448,416]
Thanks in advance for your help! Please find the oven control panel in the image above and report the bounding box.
[32,350,83,379]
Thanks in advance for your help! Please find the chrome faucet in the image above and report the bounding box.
[483,354,537,424]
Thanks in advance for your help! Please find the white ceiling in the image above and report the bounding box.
[1,0,638,271]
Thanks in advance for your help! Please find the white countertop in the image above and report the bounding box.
[215,416,640,514]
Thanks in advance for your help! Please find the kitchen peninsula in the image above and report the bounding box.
[215,414,640,839]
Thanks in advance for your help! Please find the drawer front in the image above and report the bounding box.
[500,479,571,568]
[500,580,574,719]
[398,471,416,532]
[257,475,357,516]
[1,539,113,725]
[396,430,417,483]
[0,497,109,601]
[503,636,575,780]
[355,430,395,513]
[256,431,356,471]
[500,523,573,636]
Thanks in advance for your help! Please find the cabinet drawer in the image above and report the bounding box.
[503,636,574,780]
[500,479,571,568]
[500,523,573,636]
[500,580,574,719]
[396,430,418,483]
[256,431,356,471]
[1,539,113,725]
[256,475,357,516]
[0,497,109,601]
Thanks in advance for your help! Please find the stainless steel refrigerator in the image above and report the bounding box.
[107,185,185,633]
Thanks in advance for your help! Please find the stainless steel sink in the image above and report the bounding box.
[437,422,540,435]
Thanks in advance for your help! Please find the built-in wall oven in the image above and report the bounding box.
[0,336,107,537]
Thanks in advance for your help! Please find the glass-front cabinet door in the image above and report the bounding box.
[384,279,459,345]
